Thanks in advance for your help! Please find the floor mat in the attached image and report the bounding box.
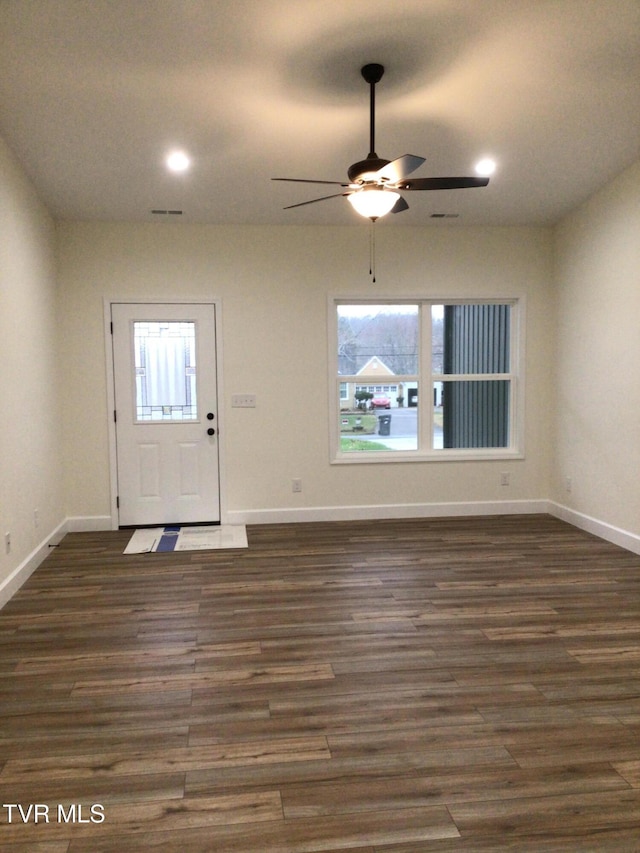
[124,524,247,554]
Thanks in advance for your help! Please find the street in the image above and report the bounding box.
[351,407,444,450]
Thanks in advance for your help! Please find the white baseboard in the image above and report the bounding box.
[227,499,548,526]
[66,515,114,532]
[0,519,67,610]
[548,502,640,556]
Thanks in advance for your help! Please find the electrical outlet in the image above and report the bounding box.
[34,508,40,529]
[231,394,256,408]
[500,472,510,486]
[566,476,572,493]
[292,478,302,493]
[4,532,10,554]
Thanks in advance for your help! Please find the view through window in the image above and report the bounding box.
[334,301,518,459]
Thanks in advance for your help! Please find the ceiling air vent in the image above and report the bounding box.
[430,213,459,219]
[151,209,183,216]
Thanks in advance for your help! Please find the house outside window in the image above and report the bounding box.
[332,299,522,462]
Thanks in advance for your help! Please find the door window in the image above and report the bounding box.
[133,321,197,421]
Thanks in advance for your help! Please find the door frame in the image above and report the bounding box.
[104,297,226,530]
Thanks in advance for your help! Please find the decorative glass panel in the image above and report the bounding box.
[134,321,197,421]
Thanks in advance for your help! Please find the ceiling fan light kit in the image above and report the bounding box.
[347,186,400,220]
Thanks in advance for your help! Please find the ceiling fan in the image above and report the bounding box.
[272,63,490,221]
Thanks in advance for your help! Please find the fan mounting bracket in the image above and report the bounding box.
[361,63,384,85]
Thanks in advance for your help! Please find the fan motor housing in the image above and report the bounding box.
[348,156,390,183]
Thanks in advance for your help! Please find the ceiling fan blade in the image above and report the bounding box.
[391,196,409,214]
[272,178,350,186]
[373,154,426,184]
[282,191,351,210]
[398,176,490,191]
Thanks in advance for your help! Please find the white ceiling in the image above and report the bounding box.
[1,0,639,227]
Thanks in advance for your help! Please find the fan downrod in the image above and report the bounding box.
[347,63,387,182]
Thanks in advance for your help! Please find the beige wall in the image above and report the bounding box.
[56,221,554,523]
[0,136,62,597]
[553,158,640,538]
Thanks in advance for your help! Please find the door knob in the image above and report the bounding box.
[207,427,216,436]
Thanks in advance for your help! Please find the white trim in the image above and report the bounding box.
[103,297,225,529]
[64,504,640,554]
[103,299,119,529]
[330,296,525,463]
[66,515,114,532]
[0,520,67,610]
[228,499,548,526]
[331,449,525,465]
[548,502,640,556]
[53,504,640,553]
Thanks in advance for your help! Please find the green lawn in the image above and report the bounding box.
[339,414,377,434]
[340,437,389,452]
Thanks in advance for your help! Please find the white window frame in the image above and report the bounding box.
[329,296,525,464]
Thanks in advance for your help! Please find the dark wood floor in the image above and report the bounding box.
[2,514,640,851]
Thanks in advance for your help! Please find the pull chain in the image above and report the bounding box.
[369,219,376,282]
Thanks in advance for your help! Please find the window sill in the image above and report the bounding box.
[331,448,524,464]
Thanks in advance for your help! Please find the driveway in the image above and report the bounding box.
[356,408,444,449]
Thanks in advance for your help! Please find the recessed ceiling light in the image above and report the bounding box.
[475,157,496,177]
[165,150,191,173]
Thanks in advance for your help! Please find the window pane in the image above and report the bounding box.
[134,321,197,421]
[438,380,510,448]
[338,304,419,375]
[338,384,418,452]
[437,304,510,375]
[431,305,444,373]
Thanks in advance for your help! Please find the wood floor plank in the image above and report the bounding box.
[64,805,459,852]
[1,736,331,782]
[448,789,640,839]
[70,662,335,695]
[0,726,190,759]
[280,762,628,818]
[2,514,640,849]
[1,771,186,808]
[611,759,640,787]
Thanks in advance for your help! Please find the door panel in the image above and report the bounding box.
[112,303,220,526]
[179,443,200,495]
[139,443,161,497]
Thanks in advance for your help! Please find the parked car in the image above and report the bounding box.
[371,395,391,409]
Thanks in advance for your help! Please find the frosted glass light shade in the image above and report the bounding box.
[347,188,400,220]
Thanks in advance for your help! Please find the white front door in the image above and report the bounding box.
[111,302,220,526]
